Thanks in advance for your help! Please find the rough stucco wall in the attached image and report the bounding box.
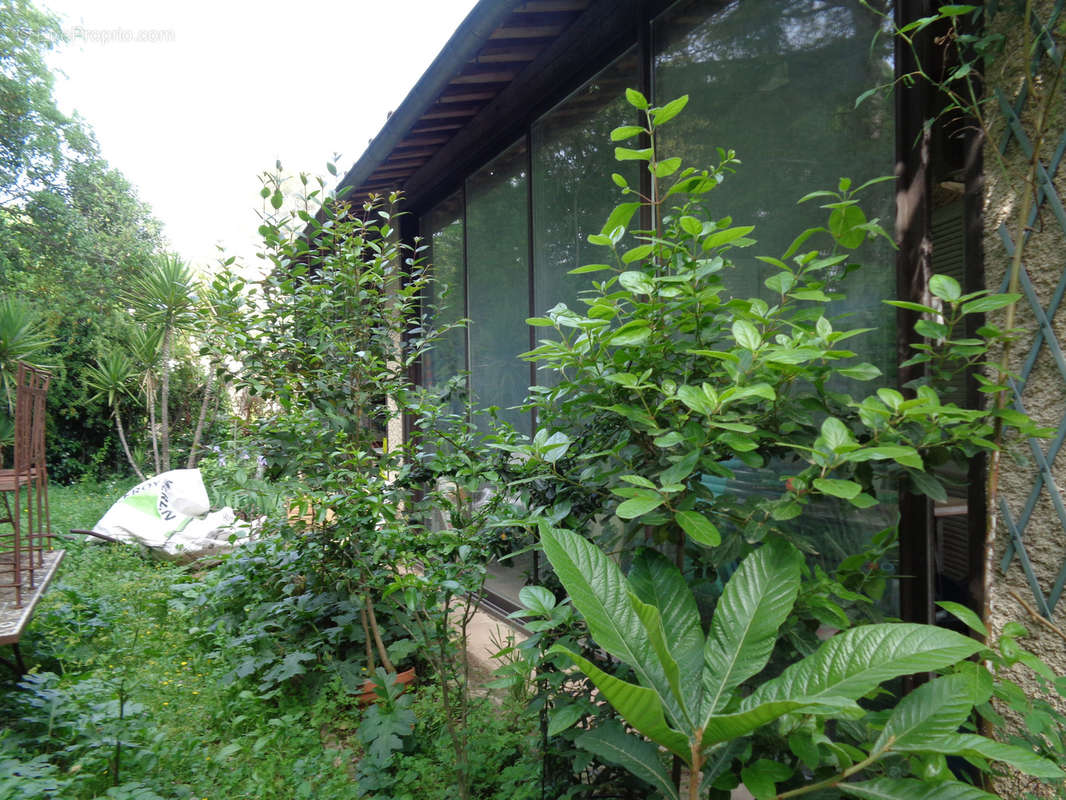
[982,1,1066,793]
[984,0,1066,648]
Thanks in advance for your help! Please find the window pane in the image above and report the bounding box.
[532,48,640,328]
[654,0,896,375]
[466,139,531,435]
[421,190,466,405]
[655,0,899,607]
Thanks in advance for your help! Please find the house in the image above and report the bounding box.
[327,0,1066,665]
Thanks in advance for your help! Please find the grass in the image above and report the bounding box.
[2,479,363,800]
[2,480,541,800]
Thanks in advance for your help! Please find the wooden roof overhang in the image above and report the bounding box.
[335,0,654,216]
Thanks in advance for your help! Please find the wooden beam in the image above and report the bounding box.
[419,104,483,120]
[515,0,590,12]
[489,25,565,39]
[368,167,418,180]
[408,122,464,134]
[376,157,430,171]
[403,0,644,214]
[438,89,497,104]
[359,181,403,192]
[394,134,451,148]
[448,67,518,85]
[385,147,438,160]
[474,44,545,64]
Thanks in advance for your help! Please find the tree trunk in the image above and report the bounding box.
[113,406,145,481]
[145,374,161,475]
[365,595,395,673]
[186,366,215,469]
[159,326,171,472]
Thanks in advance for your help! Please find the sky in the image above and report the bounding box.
[43,0,479,273]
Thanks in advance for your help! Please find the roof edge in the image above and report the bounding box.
[335,0,522,200]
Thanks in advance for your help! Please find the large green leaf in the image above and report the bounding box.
[576,721,679,800]
[628,549,704,712]
[701,538,803,722]
[917,733,1065,779]
[630,592,688,726]
[746,624,983,708]
[700,697,854,749]
[541,526,684,725]
[548,644,689,759]
[841,778,997,800]
[547,702,585,737]
[874,674,972,754]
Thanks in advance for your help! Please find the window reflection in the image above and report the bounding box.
[654,0,899,610]
[654,0,896,374]
[532,46,641,363]
[466,139,532,435]
[422,190,466,411]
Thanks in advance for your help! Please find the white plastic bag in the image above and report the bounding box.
[93,469,252,560]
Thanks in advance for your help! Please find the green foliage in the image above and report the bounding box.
[0,0,79,203]
[354,669,417,795]
[84,348,144,479]
[495,579,643,798]
[0,0,198,481]
[382,685,541,800]
[182,527,381,695]
[84,349,136,411]
[3,463,543,800]
[540,525,1060,798]
[0,295,52,406]
[198,442,283,519]
[123,254,199,474]
[2,484,365,800]
[938,602,1066,798]
[507,89,1058,798]
[0,743,71,799]
[511,90,1013,585]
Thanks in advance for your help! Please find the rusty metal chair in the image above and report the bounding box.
[0,362,51,608]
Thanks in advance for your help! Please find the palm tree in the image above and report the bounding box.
[0,296,53,413]
[127,323,163,475]
[125,255,197,472]
[85,348,145,481]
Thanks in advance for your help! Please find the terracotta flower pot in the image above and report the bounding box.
[357,666,416,705]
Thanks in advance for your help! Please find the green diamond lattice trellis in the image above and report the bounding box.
[992,0,1066,618]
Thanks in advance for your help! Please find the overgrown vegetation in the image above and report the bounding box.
[0,0,215,480]
[500,87,1064,799]
[3,2,1066,798]
[2,483,541,800]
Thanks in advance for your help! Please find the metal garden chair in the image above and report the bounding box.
[0,362,52,608]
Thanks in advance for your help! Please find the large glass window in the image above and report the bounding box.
[655,0,898,597]
[415,0,903,612]
[531,48,640,331]
[465,139,531,435]
[421,190,466,408]
[654,0,896,374]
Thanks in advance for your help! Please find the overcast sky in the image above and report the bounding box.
[43,0,479,273]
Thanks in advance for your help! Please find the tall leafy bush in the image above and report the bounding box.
[511,89,1056,798]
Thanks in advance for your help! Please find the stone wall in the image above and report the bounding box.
[981,1,1066,793]
[983,0,1066,660]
